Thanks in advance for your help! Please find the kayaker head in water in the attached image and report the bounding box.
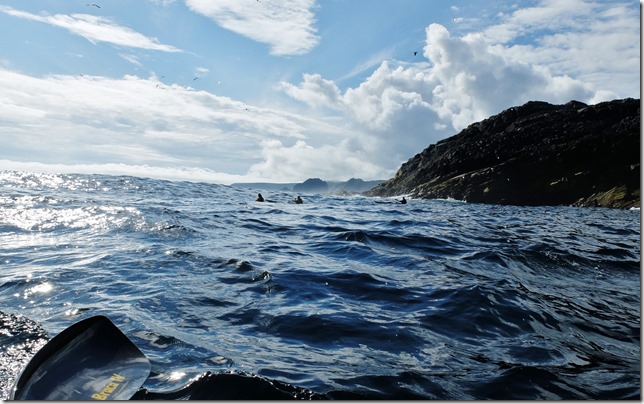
[295,196,303,204]
[256,193,264,202]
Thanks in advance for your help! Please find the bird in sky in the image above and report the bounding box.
[86,3,100,8]
[413,51,418,56]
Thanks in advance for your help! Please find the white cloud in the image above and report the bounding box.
[0,69,314,178]
[422,23,596,127]
[0,68,388,183]
[184,0,319,56]
[279,74,342,109]
[478,0,638,98]
[120,53,143,66]
[0,1,637,185]
[0,6,181,52]
[193,67,209,79]
[278,0,637,176]
[246,139,389,182]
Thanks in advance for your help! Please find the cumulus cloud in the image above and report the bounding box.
[278,0,636,177]
[279,74,342,109]
[0,6,181,52]
[422,23,596,127]
[0,0,636,185]
[184,0,319,56]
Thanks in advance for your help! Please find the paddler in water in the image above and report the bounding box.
[400,197,407,204]
[256,193,265,202]
[295,196,303,204]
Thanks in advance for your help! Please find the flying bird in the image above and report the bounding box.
[86,3,100,8]
[413,51,418,56]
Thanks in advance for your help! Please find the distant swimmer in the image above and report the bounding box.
[295,196,303,204]
[256,193,265,202]
[400,197,407,204]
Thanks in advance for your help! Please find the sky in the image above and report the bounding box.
[0,0,639,184]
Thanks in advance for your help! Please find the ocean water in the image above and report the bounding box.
[0,170,639,400]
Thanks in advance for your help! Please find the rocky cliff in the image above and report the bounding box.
[366,98,640,209]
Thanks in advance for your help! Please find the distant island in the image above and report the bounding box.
[366,98,640,209]
[232,177,385,195]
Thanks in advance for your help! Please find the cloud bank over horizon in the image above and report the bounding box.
[0,0,638,185]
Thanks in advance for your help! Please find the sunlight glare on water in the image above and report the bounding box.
[0,172,639,400]
[21,282,53,299]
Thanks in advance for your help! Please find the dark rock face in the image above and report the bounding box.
[342,178,368,192]
[366,98,640,208]
[294,178,329,193]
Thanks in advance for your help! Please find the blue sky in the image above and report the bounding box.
[0,0,639,184]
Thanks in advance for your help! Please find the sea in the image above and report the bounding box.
[0,170,640,400]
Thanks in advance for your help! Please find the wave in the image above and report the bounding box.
[0,171,639,400]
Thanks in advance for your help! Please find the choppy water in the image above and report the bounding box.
[0,171,640,400]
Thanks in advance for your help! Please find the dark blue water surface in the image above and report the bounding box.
[0,171,640,400]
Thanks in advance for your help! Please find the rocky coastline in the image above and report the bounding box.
[366,98,640,209]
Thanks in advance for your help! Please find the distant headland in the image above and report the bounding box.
[232,177,386,195]
[366,98,640,209]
